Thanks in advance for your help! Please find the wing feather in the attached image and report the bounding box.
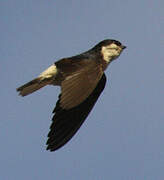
[46,74,107,151]
[60,65,103,109]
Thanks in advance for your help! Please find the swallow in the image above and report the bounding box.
[17,39,126,151]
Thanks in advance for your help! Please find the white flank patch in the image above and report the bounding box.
[39,64,58,79]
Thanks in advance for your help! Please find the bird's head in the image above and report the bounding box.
[93,39,126,63]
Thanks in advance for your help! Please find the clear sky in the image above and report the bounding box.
[1,0,164,179]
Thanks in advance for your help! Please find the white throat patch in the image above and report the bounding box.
[101,44,122,63]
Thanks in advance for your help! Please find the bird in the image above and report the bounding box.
[17,39,126,151]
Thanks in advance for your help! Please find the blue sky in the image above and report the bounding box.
[1,0,164,179]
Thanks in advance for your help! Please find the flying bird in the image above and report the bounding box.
[17,39,126,151]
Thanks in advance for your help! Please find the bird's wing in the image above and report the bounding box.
[46,73,107,151]
[60,63,103,109]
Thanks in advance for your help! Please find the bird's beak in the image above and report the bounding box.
[121,45,126,49]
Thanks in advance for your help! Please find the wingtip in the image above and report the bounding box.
[46,139,56,152]
[46,74,107,152]
[46,145,57,152]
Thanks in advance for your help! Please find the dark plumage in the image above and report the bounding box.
[47,74,106,151]
[17,39,126,151]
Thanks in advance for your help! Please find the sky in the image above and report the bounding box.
[1,0,164,179]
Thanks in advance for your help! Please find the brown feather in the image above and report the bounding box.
[16,77,51,96]
[60,64,103,109]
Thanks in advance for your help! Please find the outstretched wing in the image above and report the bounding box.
[46,74,106,151]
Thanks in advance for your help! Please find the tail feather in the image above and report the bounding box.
[17,77,49,96]
[17,64,58,96]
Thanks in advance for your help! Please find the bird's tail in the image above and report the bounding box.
[17,64,58,96]
[16,77,50,96]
